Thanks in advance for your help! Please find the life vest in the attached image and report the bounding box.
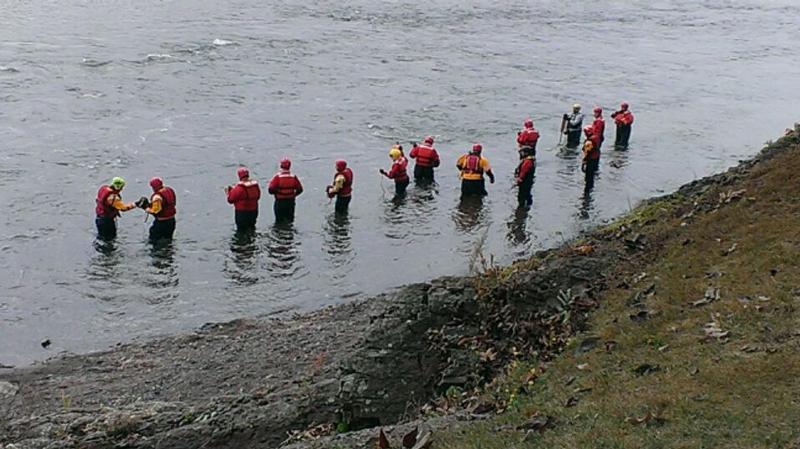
[388,156,409,181]
[614,111,634,126]
[231,180,261,210]
[412,145,438,167]
[273,174,301,200]
[460,154,484,181]
[95,185,119,218]
[152,186,177,220]
[517,128,540,147]
[334,168,353,197]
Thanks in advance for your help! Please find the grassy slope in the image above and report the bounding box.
[436,134,800,448]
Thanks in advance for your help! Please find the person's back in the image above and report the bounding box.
[268,159,303,221]
[457,144,494,196]
[409,136,440,182]
[517,119,540,158]
[226,167,261,230]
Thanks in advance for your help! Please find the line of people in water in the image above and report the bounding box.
[94,102,634,242]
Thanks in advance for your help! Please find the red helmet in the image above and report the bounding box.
[237,167,249,179]
[149,177,163,190]
[620,102,629,110]
[280,158,291,170]
[423,136,434,145]
[335,159,347,171]
[472,143,482,153]
[524,119,534,128]
[593,106,602,116]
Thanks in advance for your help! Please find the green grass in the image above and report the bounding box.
[433,136,800,449]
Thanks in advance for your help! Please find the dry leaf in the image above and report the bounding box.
[402,427,418,449]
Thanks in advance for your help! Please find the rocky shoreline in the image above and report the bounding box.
[3,127,798,449]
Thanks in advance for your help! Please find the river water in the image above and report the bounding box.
[1,0,798,366]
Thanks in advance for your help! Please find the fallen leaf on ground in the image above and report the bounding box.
[703,319,730,340]
[692,287,720,307]
[402,427,418,449]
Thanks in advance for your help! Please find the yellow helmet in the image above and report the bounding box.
[389,147,402,160]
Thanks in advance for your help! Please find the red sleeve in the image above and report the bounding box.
[294,176,303,195]
[432,150,440,167]
[268,175,279,194]
[625,112,634,125]
[227,185,242,204]
[409,146,419,159]
[516,133,524,145]
[251,183,261,201]
[386,163,400,179]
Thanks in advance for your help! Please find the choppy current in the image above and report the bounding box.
[2,0,799,366]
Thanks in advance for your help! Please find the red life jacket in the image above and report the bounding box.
[411,145,438,167]
[229,181,261,210]
[152,187,177,220]
[271,173,301,200]
[387,156,409,181]
[517,128,540,147]
[614,111,634,126]
[334,168,353,197]
[463,154,483,175]
[95,185,119,218]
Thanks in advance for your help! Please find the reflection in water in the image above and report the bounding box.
[265,222,300,277]
[149,241,178,283]
[579,185,596,220]
[452,195,486,234]
[225,229,260,285]
[87,239,122,287]
[323,213,352,268]
[506,206,531,246]
[144,240,179,304]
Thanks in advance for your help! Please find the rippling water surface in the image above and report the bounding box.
[2,0,799,366]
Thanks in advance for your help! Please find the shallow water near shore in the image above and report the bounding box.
[1,0,799,366]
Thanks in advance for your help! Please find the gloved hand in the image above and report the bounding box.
[488,172,495,184]
[379,169,387,175]
[581,162,587,173]
[563,113,569,120]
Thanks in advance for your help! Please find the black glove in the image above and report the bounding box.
[488,172,495,184]
[135,197,150,209]
[563,113,569,120]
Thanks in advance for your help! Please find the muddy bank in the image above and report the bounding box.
[3,127,798,449]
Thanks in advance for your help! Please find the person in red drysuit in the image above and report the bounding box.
[267,158,303,222]
[326,159,353,214]
[409,136,440,183]
[225,166,261,230]
[515,146,536,207]
[379,144,410,196]
[142,177,177,242]
[589,106,605,150]
[611,102,635,149]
